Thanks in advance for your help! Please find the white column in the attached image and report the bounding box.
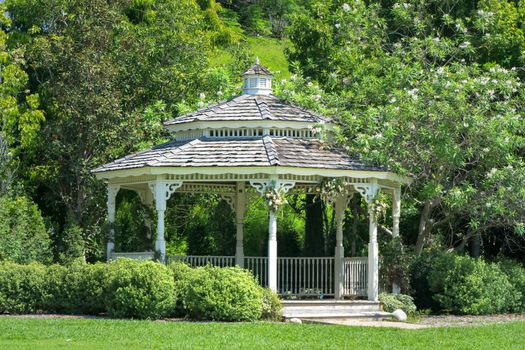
[107,184,120,260]
[367,180,379,302]
[235,181,246,268]
[393,186,401,238]
[154,182,167,262]
[334,194,348,299]
[392,185,401,294]
[268,209,278,292]
[149,179,182,263]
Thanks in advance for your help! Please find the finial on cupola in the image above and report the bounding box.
[242,59,273,95]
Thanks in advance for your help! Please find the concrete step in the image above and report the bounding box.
[282,300,382,314]
[281,300,389,322]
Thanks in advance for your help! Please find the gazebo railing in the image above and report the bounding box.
[167,255,235,267]
[342,257,368,297]
[168,255,367,298]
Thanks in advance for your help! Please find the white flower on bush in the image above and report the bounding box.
[459,41,471,49]
[342,3,350,12]
[199,92,206,99]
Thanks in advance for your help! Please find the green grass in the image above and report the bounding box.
[210,36,291,79]
[0,317,524,350]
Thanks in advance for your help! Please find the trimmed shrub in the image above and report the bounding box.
[104,259,176,319]
[42,263,106,314]
[428,253,516,315]
[168,261,196,316]
[0,262,47,313]
[497,259,525,312]
[261,287,282,321]
[183,265,263,321]
[379,293,417,316]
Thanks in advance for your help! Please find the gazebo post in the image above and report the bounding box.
[149,179,182,263]
[154,183,167,262]
[268,208,278,292]
[235,181,246,267]
[392,185,401,294]
[106,184,120,261]
[367,179,380,301]
[393,186,401,238]
[334,193,350,299]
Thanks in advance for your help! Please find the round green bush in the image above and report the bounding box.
[183,265,263,321]
[428,253,516,315]
[104,259,176,319]
[379,293,417,316]
[0,261,47,313]
[43,262,106,314]
[261,287,282,321]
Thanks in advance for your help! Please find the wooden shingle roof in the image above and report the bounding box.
[92,136,382,173]
[242,63,273,76]
[164,94,331,126]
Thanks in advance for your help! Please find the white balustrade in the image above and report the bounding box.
[166,255,368,298]
[168,255,236,267]
[342,257,368,296]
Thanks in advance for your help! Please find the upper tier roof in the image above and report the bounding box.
[164,94,331,127]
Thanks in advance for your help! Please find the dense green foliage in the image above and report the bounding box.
[104,259,177,319]
[1,318,525,350]
[180,265,263,321]
[0,262,47,313]
[0,259,278,320]
[410,252,525,315]
[379,293,417,316]
[0,195,51,264]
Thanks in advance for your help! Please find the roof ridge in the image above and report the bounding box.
[262,136,279,166]
[255,97,272,120]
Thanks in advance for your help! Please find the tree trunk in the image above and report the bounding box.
[304,194,324,256]
[470,234,481,258]
[414,200,436,254]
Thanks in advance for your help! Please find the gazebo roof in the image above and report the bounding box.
[92,136,382,173]
[242,62,273,76]
[164,94,330,127]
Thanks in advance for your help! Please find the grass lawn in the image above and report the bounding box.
[0,317,524,350]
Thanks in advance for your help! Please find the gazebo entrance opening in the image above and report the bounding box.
[94,60,410,301]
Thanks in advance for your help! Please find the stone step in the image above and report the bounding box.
[282,300,382,314]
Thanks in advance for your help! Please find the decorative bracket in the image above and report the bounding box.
[220,193,236,212]
[353,182,379,204]
[148,180,183,210]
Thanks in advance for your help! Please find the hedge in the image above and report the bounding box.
[0,259,282,321]
[410,252,525,315]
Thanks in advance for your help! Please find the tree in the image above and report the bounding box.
[7,0,214,259]
[0,2,44,195]
[286,0,525,254]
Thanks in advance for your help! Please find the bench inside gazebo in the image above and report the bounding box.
[93,60,410,303]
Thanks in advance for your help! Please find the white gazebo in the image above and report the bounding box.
[93,61,411,301]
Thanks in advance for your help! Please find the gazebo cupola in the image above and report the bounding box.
[242,58,273,95]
